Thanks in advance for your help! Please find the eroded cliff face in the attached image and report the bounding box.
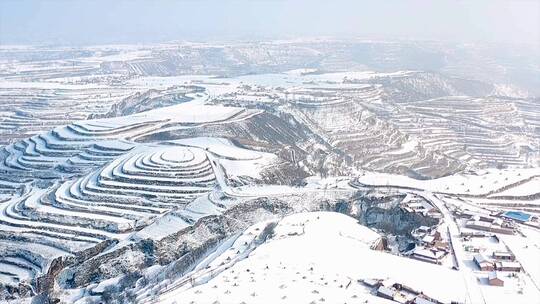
[54,198,294,291]
[329,192,439,251]
[355,198,438,237]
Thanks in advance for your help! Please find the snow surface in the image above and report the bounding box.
[158,212,469,304]
[355,168,540,196]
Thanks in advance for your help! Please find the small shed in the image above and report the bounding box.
[376,286,395,300]
[488,271,504,286]
[414,297,437,304]
[361,278,380,288]
[371,237,388,251]
[393,292,408,304]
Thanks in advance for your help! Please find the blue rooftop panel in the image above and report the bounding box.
[503,211,531,222]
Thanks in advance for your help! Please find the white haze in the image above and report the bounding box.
[0,0,539,46]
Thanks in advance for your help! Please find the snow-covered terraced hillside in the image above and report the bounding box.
[206,70,525,178]
[0,101,254,182]
[383,97,539,169]
[0,137,284,289]
[0,100,268,290]
[0,120,145,181]
[285,85,466,177]
[0,144,219,285]
[0,85,138,145]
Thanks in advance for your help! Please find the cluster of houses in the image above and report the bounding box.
[409,226,449,265]
[465,219,514,235]
[361,278,443,304]
[473,251,521,287]
[401,194,443,219]
[455,210,515,235]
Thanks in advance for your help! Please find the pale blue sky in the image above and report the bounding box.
[1,0,539,45]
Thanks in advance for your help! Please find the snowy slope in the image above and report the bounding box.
[157,212,470,304]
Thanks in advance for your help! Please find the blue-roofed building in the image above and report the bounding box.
[502,211,531,223]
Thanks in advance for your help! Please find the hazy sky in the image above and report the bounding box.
[1,0,539,45]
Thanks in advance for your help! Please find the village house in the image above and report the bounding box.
[416,226,431,234]
[461,231,490,238]
[403,197,442,218]
[465,220,514,235]
[405,201,428,212]
[418,228,443,247]
[495,261,521,272]
[456,209,477,219]
[466,220,490,231]
[412,226,431,240]
[473,254,494,271]
[421,235,435,246]
[411,247,446,265]
[426,207,443,218]
[470,213,496,222]
[433,240,449,251]
[492,251,515,261]
[488,271,504,287]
